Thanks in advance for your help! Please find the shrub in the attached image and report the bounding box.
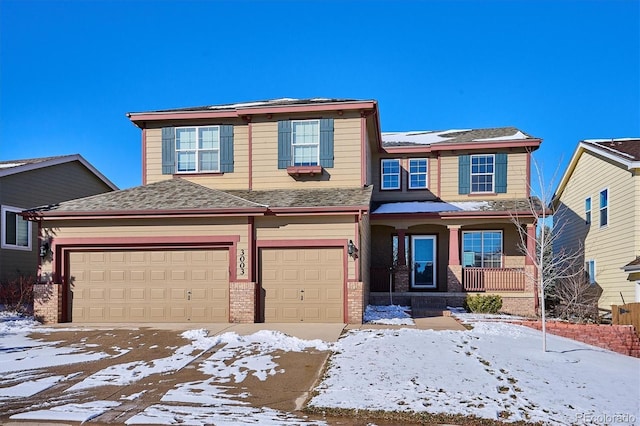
[0,275,35,314]
[464,294,503,314]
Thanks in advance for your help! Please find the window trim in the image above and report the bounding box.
[408,158,428,190]
[599,188,608,228]
[461,230,503,268]
[175,125,221,174]
[1,205,32,251]
[585,197,592,225]
[381,159,401,190]
[291,119,320,167]
[585,259,596,285]
[470,154,495,194]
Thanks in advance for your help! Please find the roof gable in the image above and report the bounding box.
[0,154,118,190]
[552,138,640,205]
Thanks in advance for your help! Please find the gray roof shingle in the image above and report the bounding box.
[28,179,372,215]
[382,127,536,148]
[583,139,640,162]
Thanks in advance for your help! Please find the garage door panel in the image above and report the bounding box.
[70,249,230,323]
[261,247,344,323]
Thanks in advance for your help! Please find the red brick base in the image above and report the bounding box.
[519,320,640,358]
[229,282,256,323]
[33,284,62,324]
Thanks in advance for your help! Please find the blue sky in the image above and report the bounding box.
[1,0,638,194]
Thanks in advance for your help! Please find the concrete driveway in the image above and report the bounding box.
[0,317,464,425]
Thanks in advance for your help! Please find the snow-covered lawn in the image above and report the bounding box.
[0,310,639,425]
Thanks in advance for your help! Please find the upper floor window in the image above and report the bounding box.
[1,205,31,251]
[458,153,507,195]
[292,120,319,166]
[408,158,428,189]
[176,126,220,173]
[585,259,596,285]
[462,230,502,268]
[278,119,334,170]
[599,189,608,227]
[471,154,495,193]
[161,125,234,175]
[381,159,401,190]
[585,197,591,224]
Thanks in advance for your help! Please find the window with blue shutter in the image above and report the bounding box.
[495,153,507,193]
[458,155,470,194]
[161,127,176,175]
[278,119,334,169]
[220,125,234,173]
[163,125,234,174]
[277,120,292,169]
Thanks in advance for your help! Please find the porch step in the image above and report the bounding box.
[411,296,448,310]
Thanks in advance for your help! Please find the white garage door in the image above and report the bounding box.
[69,249,229,323]
[260,247,344,323]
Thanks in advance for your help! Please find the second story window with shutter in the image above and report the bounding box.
[471,154,495,193]
[176,126,220,173]
[292,120,319,166]
[162,125,234,175]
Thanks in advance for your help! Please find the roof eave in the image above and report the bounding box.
[127,100,378,128]
[25,207,269,220]
[268,205,370,215]
[381,138,542,154]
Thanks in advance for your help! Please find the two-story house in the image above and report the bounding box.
[28,98,541,324]
[0,155,116,281]
[552,139,640,310]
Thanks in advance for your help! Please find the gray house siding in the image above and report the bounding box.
[0,161,115,280]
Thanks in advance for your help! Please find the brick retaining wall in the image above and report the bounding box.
[33,284,62,324]
[519,320,640,358]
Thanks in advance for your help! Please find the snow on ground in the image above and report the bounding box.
[1,309,639,425]
[364,304,414,325]
[310,317,640,425]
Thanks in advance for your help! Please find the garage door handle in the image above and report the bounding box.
[187,290,192,301]
[300,289,304,301]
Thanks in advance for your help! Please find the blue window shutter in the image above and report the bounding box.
[495,153,508,193]
[458,155,470,194]
[220,125,234,173]
[161,127,175,175]
[277,120,291,169]
[319,118,334,168]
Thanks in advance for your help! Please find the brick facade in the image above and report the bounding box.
[33,283,62,324]
[393,266,409,292]
[519,320,640,358]
[347,281,364,324]
[447,265,463,292]
[229,282,256,323]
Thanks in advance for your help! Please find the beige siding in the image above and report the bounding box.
[554,152,638,309]
[439,152,529,200]
[371,155,440,202]
[255,216,357,280]
[145,125,250,189]
[251,117,362,190]
[42,217,250,281]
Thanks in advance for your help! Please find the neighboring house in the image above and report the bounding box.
[0,155,117,281]
[552,139,640,310]
[27,98,542,324]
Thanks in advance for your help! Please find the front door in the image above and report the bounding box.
[411,236,436,289]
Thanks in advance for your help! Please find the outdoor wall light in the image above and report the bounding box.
[347,239,358,259]
[39,238,52,259]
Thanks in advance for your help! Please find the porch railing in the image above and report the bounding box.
[370,267,393,292]
[463,267,526,292]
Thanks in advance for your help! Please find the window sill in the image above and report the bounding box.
[468,192,497,196]
[174,172,225,177]
[287,166,322,176]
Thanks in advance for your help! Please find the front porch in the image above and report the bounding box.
[369,220,538,316]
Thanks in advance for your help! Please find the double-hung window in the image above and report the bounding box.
[292,120,319,166]
[408,158,428,189]
[175,126,220,173]
[1,206,31,250]
[585,197,591,224]
[471,154,495,193]
[599,189,608,227]
[462,230,502,268]
[381,159,401,190]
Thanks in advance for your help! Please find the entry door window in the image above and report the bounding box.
[412,236,436,288]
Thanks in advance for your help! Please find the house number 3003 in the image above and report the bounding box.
[239,249,245,275]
